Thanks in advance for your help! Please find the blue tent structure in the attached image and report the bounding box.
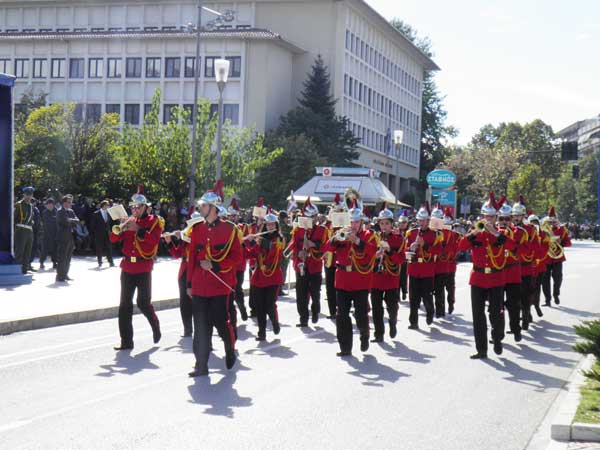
[0,73,32,285]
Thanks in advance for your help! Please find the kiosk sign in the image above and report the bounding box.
[426,169,456,189]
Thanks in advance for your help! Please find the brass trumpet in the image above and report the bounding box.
[112,217,135,235]
[332,227,352,241]
[474,220,487,233]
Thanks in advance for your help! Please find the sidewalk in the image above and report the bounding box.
[0,256,297,335]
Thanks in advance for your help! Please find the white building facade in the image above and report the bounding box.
[0,0,438,195]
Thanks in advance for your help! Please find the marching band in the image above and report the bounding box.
[109,184,573,374]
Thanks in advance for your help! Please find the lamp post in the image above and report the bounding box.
[214,58,230,181]
[186,3,235,205]
[393,129,404,205]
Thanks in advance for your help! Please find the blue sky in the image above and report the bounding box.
[366,0,600,143]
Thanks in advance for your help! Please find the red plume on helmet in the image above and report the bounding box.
[137,184,144,195]
[518,194,526,206]
[334,193,341,204]
[423,201,431,215]
[381,202,388,212]
[527,209,533,216]
[363,205,369,217]
[267,205,273,214]
[256,197,265,207]
[186,205,195,218]
[443,206,454,219]
[548,205,556,217]
[496,194,507,210]
[229,198,239,210]
[213,180,224,201]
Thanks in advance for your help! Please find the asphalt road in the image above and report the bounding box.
[1,241,598,450]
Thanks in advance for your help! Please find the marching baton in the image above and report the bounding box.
[207,269,235,293]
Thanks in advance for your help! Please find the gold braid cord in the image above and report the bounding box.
[259,239,284,278]
[350,233,377,275]
[133,216,165,260]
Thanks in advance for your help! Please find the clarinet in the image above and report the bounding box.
[377,231,387,273]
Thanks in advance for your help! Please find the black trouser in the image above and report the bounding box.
[542,262,563,302]
[520,275,534,327]
[504,283,521,335]
[399,262,408,298]
[192,295,235,371]
[534,272,544,307]
[434,273,448,316]
[178,271,193,334]
[409,276,434,327]
[14,227,33,273]
[255,285,280,337]
[118,271,160,346]
[446,271,456,306]
[471,285,504,355]
[336,289,370,353]
[234,270,246,313]
[95,234,114,265]
[371,288,399,339]
[324,266,337,317]
[40,237,57,266]
[295,271,322,324]
[248,266,256,313]
[228,294,238,334]
[56,237,74,280]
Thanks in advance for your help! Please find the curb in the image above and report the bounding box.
[0,282,299,336]
[551,354,600,442]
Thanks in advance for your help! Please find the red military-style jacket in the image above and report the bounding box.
[244,233,285,288]
[110,213,164,274]
[167,238,190,280]
[498,224,529,285]
[187,218,243,297]
[434,228,461,275]
[372,231,406,291]
[323,228,378,291]
[519,223,538,277]
[534,230,551,275]
[458,230,516,288]
[289,224,327,275]
[548,225,571,263]
[404,227,443,279]
[237,223,250,272]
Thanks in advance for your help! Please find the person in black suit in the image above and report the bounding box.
[92,200,115,267]
[56,194,79,282]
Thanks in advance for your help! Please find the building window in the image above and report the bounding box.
[51,59,65,78]
[0,59,9,74]
[204,56,217,78]
[106,104,120,117]
[69,58,84,78]
[144,26,159,31]
[163,104,177,124]
[144,104,153,118]
[108,27,122,32]
[73,28,86,32]
[226,56,241,78]
[14,59,29,78]
[210,104,240,125]
[162,26,177,31]
[73,104,84,122]
[165,57,180,78]
[107,58,121,78]
[91,27,104,32]
[32,59,47,78]
[86,104,101,123]
[89,58,103,78]
[236,24,251,29]
[126,27,140,31]
[124,104,140,125]
[146,58,161,78]
[184,57,196,78]
[126,57,142,78]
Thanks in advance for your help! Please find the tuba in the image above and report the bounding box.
[542,221,564,260]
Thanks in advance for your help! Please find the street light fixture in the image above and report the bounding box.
[186,1,235,206]
[214,58,230,182]
[393,129,404,206]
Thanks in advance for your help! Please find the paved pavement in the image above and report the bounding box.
[0,241,598,450]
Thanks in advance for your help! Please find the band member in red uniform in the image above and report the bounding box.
[163,212,203,337]
[512,197,536,330]
[542,206,571,305]
[397,213,409,300]
[438,207,460,315]
[289,197,327,327]
[248,198,266,317]
[496,200,528,342]
[110,185,164,351]
[371,204,405,342]
[431,203,451,318]
[529,214,550,318]
[228,198,249,321]
[405,203,443,329]
[186,186,243,377]
[458,192,515,359]
[324,203,378,356]
[324,194,345,319]
[244,207,284,341]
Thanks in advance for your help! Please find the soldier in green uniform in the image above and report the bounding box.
[14,186,35,274]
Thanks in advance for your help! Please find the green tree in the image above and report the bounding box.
[276,55,359,165]
[15,88,48,131]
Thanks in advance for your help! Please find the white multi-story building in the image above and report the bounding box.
[0,0,438,195]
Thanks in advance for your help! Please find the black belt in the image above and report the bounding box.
[336,263,354,272]
[473,266,502,274]
[124,256,151,263]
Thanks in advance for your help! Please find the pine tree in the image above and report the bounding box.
[298,55,336,118]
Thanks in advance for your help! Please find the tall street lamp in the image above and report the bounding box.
[393,129,404,205]
[187,2,235,205]
[214,58,230,182]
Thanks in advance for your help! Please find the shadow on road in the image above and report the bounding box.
[379,340,436,365]
[426,326,471,347]
[343,354,410,387]
[95,347,160,377]
[245,339,298,359]
[162,337,193,354]
[187,370,252,418]
[482,357,566,392]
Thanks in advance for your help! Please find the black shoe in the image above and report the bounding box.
[225,351,237,370]
[360,337,369,352]
[448,303,454,314]
[65,276,74,281]
[109,262,115,267]
[240,307,248,321]
[188,368,209,377]
[114,343,134,351]
[522,321,529,331]
[426,316,433,325]
[543,301,551,307]
[528,313,534,322]
[280,290,289,296]
[402,293,407,301]
[55,277,66,283]
[39,263,45,270]
[272,322,281,335]
[514,332,522,342]
[493,341,503,355]
[534,305,544,317]
[389,323,397,339]
[408,324,419,330]
[371,336,383,343]
[311,311,319,324]
[98,262,103,268]
[256,335,266,342]
[52,263,58,269]
[554,297,560,305]
[337,351,351,357]
[296,322,308,328]
[249,310,257,318]
[153,328,162,344]
[470,353,487,360]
